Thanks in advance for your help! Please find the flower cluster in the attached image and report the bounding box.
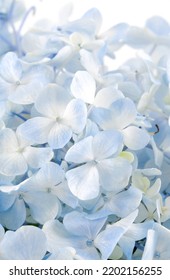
[0,0,170,260]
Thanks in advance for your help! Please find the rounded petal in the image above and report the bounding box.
[65,136,94,163]
[0,226,47,260]
[35,84,71,118]
[0,198,26,230]
[123,126,150,150]
[48,123,72,149]
[71,71,96,104]
[23,146,54,169]
[24,192,60,224]
[66,163,100,200]
[97,157,132,192]
[110,97,137,129]
[93,130,123,160]
[0,153,27,176]
[17,117,54,145]
[63,99,87,133]
[0,128,19,153]
[0,52,22,82]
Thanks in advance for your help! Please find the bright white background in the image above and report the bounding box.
[25,0,170,31]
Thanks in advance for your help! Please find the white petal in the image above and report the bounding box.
[43,220,77,253]
[63,211,106,239]
[35,84,71,118]
[95,210,138,259]
[17,117,54,144]
[142,229,156,260]
[66,163,100,200]
[123,126,150,150]
[94,87,124,108]
[24,192,60,224]
[23,146,54,169]
[0,153,27,176]
[65,136,94,163]
[48,123,72,149]
[108,187,142,217]
[0,226,47,260]
[0,52,22,82]
[35,162,65,187]
[110,97,137,129]
[63,99,87,133]
[97,157,132,192]
[89,107,115,130]
[93,130,123,160]
[0,128,19,153]
[71,71,96,104]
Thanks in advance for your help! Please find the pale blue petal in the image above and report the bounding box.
[97,158,132,192]
[142,229,156,260]
[0,128,19,153]
[93,130,123,160]
[23,146,54,169]
[35,84,71,118]
[71,71,96,104]
[48,123,72,149]
[17,117,54,144]
[95,211,138,260]
[89,107,115,130]
[110,97,137,129]
[55,181,78,208]
[0,226,47,260]
[24,192,61,224]
[123,126,150,150]
[66,163,100,200]
[43,220,78,253]
[0,153,28,176]
[146,16,170,36]
[0,198,26,230]
[65,136,94,163]
[107,187,142,217]
[0,191,16,211]
[63,211,106,239]
[0,52,22,82]
[94,87,124,108]
[63,99,87,133]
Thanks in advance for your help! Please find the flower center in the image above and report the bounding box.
[86,240,94,247]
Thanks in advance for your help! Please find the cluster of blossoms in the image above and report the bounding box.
[1,0,170,260]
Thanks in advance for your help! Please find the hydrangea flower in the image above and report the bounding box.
[0,0,170,260]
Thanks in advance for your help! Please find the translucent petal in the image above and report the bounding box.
[63,99,87,133]
[24,192,60,224]
[123,126,150,150]
[66,163,100,200]
[142,229,156,260]
[89,107,115,130]
[17,117,54,144]
[0,226,47,260]
[94,87,124,108]
[35,84,71,118]
[95,210,138,259]
[71,71,96,104]
[23,146,54,169]
[110,97,137,129]
[64,211,106,239]
[0,128,19,153]
[0,153,27,176]
[93,130,123,160]
[107,187,142,217]
[43,220,77,253]
[0,198,26,230]
[0,52,22,83]
[146,16,170,36]
[48,123,72,149]
[97,157,132,192]
[65,136,94,163]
